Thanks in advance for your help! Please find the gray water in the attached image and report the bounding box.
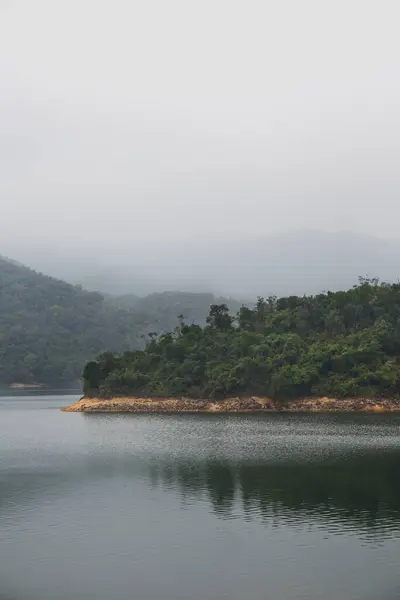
[1,395,400,600]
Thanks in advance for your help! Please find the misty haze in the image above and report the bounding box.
[1,1,400,299]
[2,2,400,600]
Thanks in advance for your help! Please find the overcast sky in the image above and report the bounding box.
[1,0,400,264]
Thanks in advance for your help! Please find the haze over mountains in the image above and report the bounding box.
[2,227,400,387]
[7,229,400,299]
[2,3,399,319]
[0,255,239,386]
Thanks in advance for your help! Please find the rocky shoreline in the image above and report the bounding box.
[61,396,400,413]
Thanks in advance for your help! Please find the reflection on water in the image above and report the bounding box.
[1,399,400,600]
[6,452,399,540]
[145,452,400,540]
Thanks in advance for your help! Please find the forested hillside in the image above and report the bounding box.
[84,279,400,400]
[0,257,149,385]
[0,257,239,386]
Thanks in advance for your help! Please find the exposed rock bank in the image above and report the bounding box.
[61,396,400,413]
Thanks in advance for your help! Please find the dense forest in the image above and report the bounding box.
[0,256,237,386]
[84,278,400,400]
[0,256,144,385]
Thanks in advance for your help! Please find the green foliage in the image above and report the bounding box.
[0,257,148,386]
[206,303,234,330]
[85,279,400,400]
[0,258,241,387]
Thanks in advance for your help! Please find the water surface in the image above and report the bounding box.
[1,395,400,599]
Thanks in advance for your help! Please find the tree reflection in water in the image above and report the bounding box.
[146,450,400,540]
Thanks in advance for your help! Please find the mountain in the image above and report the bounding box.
[0,254,24,268]
[0,257,240,387]
[0,256,150,386]
[25,230,400,299]
[4,227,400,386]
[107,291,242,331]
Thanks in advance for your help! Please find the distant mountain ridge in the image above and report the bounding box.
[0,254,24,268]
[17,229,400,298]
[107,291,242,331]
[0,256,239,386]
[3,228,400,385]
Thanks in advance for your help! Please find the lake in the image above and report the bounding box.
[1,394,400,600]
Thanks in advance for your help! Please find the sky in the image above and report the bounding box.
[1,0,400,268]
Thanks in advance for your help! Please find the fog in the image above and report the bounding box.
[1,1,400,295]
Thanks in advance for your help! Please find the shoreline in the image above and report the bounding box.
[61,396,400,413]
[9,383,44,389]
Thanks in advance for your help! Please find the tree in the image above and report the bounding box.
[206,304,234,330]
[83,280,400,401]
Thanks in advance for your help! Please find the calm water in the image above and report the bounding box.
[1,395,400,600]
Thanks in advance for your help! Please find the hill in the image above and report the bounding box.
[83,278,400,401]
[0,256,151,386]
[0,257,240,387]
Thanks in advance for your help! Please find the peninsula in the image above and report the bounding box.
[62,396,400,413]
[64,279,400,413]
